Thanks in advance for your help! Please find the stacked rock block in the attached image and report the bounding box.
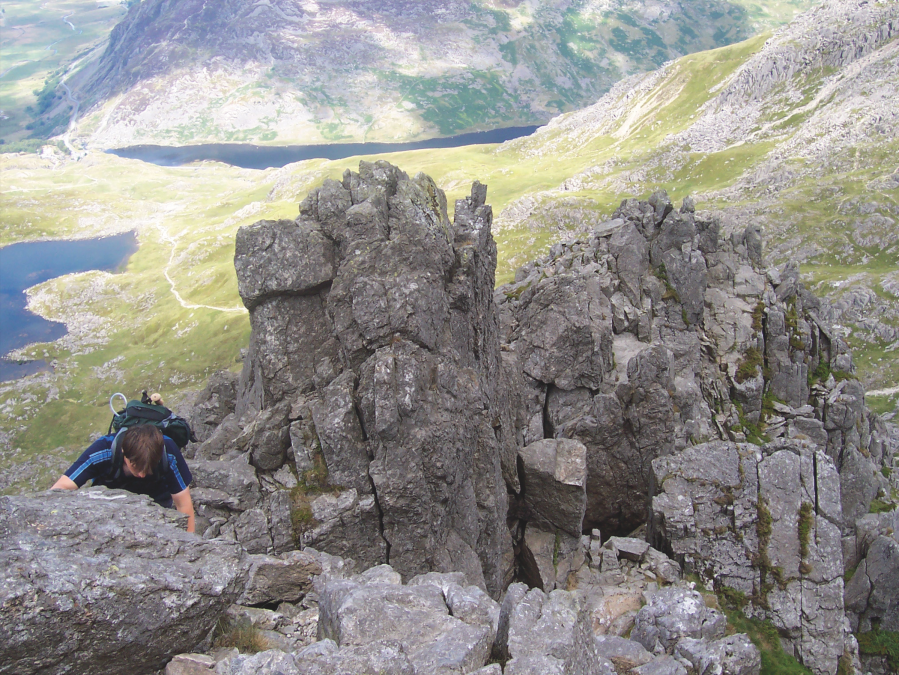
[230,162,515,596]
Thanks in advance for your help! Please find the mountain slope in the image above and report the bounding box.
[488,0,899,399]
[71,0,815,147]
[1,0,897,493]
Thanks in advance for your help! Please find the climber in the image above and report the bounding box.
[51,424,195,533]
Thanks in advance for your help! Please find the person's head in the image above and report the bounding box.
[121,425,164,478]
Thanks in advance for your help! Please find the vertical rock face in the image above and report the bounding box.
[648,439,847,674]
[232,161,514,596]
[498,195,727,537]
[497,190,896,547]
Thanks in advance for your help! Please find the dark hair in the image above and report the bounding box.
[121,426,164,475]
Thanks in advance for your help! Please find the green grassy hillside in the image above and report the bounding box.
[0,0,128,147]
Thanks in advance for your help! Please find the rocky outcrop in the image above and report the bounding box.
[494,187,897,674]
[648,439,847,674]
[497,189,896,540]
[190,547,756,675]
[317,566,498,674]
[169,166,897,675]
[0,489,250,675]
[498,584,604,674]
[228,161,515,596]
[844,510,899,634]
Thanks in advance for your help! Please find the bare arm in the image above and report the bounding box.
[171,487,195,534]
[51,476,78,490]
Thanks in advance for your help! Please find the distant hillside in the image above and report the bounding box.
[0,0,127,149]
[71,0,815,147]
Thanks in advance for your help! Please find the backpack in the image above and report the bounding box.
[105,391,197,480]
[107,392,197,449]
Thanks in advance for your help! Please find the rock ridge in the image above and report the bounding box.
[173,163,898,675]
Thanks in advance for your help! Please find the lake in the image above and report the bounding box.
[107,125,541,169]
[0,232,138,382]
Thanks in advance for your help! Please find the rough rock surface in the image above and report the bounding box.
[497,189,896,547]
[498,585,603,675]
[239,550,322,606]
[844,510,899,633]
[172,169,898,675]
[317,565,497,674]
[649,439,847,674]
[517,438,588,537]
[631,587,727,653]
[0,489,250,675]
[227,161,516,595]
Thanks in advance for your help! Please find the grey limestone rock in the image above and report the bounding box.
[594,634,653,667]
[194,414,243,460]
[185,369,239,444]
[512,273,614,391]
[675,635,761,675]
[631,587,727,654]
[190,458,261,512]
[239,550,322,606]
[215,650,302,675]
[233,163,514,596]
[632,656,688,675]
[605,536,650,561]
[242,401,292,471]
[648,439,847,674]
[265,489,294,554]
[518,438,587,537]
[518,524,583,592]
[234,218,336,311]
[497,190,896,552]
[165,653,217,675]
[0,490,250,675]
[232,507,272,554]
[310,371,371,496]
[502,587,602,675]
[300,488,386,571]
[845,534,899,633]
[316,565,494,674]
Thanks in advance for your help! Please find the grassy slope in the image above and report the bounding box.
[0,0,127,144]
[1,24,897,491]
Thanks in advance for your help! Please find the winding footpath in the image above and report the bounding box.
[152,219,247,315]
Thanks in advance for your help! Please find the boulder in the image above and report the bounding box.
[165,653,217,675]
[594,634,653,667]
[239,550,323,606]
[675,635,761,675]
[632,656,688,675]
[500,587,602,675]
[517,524,584,592]
[518,438,587,537]
[631,587,727,654]
[316,564,495,674]
[0,489,250,675]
